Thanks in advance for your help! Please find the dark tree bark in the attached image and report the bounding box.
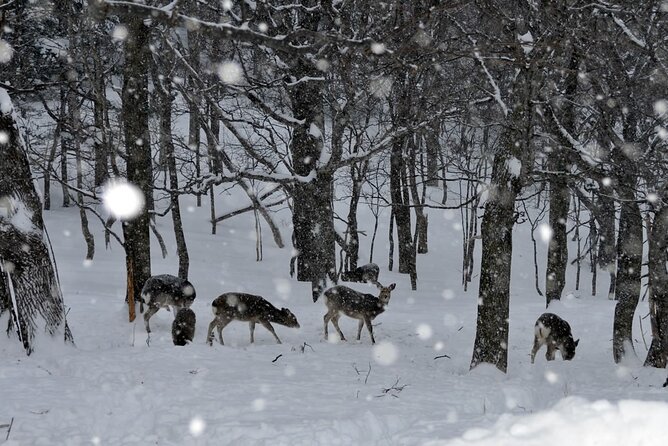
[612,184,642,362]
[288,60,336,300]
[645,204,668,368]
[390,76,416,277]
[154,64,189,280]
[0,89,74,355]
[121,16,152,319]
[471,71,534,373]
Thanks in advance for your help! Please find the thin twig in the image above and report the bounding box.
[434,354,451,360]
[5,417,13,441]
[271,354,283,363]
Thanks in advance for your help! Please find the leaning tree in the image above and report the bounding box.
[0,88,74,354]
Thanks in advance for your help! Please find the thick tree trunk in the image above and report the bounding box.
[0,88,74,355]
[288,56,336,300]
[645,205,668,368]
[612,188,642,362]
[121,16,152,318]
[545,156,570,306]
[471,77,533,372]
[390,136,415,275]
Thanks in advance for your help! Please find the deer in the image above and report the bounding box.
[206,293,300,346]
[317,282,396,344]
[141,274,196,334]
[530,313,579,364]
[340,263,380,285]
[172,308,196,346]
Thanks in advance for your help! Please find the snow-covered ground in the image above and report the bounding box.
[2,187,668,445]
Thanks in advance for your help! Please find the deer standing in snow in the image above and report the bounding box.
[340,263,380,285]
[141,274,196,333]
[206,293,300,345]
[317,283,396,344]
[530,313,579,363]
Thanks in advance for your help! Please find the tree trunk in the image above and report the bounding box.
[121,16,152,318]
[154,67,189,280]
[288,55,336,301]
[644,205,668,368]
[612,187,642,362]
[0,88,74,355]
[471,78,533,373]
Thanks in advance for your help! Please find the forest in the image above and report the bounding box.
[1,1,668,444]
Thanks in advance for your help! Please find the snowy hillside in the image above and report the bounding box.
[2,188,667,445]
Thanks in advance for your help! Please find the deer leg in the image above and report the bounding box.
[143,305,160,333]
[331,314,346,341]
[216,318,232,345]
[356,320,364,341]
[546,343,556,361]
[249,321,256,344]
[206,318,218,346]
[530,337,541,364]
[323,311,332,339]
[364,317,375,344]
[260,321,282,344]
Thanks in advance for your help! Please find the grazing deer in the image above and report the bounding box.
[141,274,196,333]
[341,263,380,285]
[206,293,300,345]
[172,308,196,346]
[318,283,396,344]
[530,313,579,363]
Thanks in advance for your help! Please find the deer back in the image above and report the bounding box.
[536,313,579,359]
[142,274,196,307]
[212,293,299,327]
[324,285,387,319]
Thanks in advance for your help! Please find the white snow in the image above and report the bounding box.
[0,39,14,63]
[111,25,129,42]
[439,398,668,446]
[518,31,533,55]
[538,224,553,244]
[2,181,668,444]
[654,99,668,116]
[0,87,14,115]
[371,42,386,55]
[505,156,522,178]
[217,61,244,85]
[101,179,145,220]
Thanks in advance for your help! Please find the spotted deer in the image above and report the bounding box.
[530,313,579,363]
[206,293,300,345]
[141,274,196,333]
[340,263,380,285]
[318,283,396,344]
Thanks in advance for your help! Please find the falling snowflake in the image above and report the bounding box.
[102,179,145,220]
[0,40,14,63]
[189,417,206,437]
[372,341,399,366]
[217,61,243,85]
[258,22,269,33]
[112,25,129,42]
[0,130,9,144]
[416,324,433,340]
[538,224,553,244]
[654,99,668,115]
[370,42,386,55]
[252,398,266,411]
[545,370,559,384]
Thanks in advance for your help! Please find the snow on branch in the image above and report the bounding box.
[612,15,646,49]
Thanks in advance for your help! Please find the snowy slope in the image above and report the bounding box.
[1,187,667,445]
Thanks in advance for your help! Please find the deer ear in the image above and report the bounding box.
[575,339,580,346]
[389,283,396,290]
